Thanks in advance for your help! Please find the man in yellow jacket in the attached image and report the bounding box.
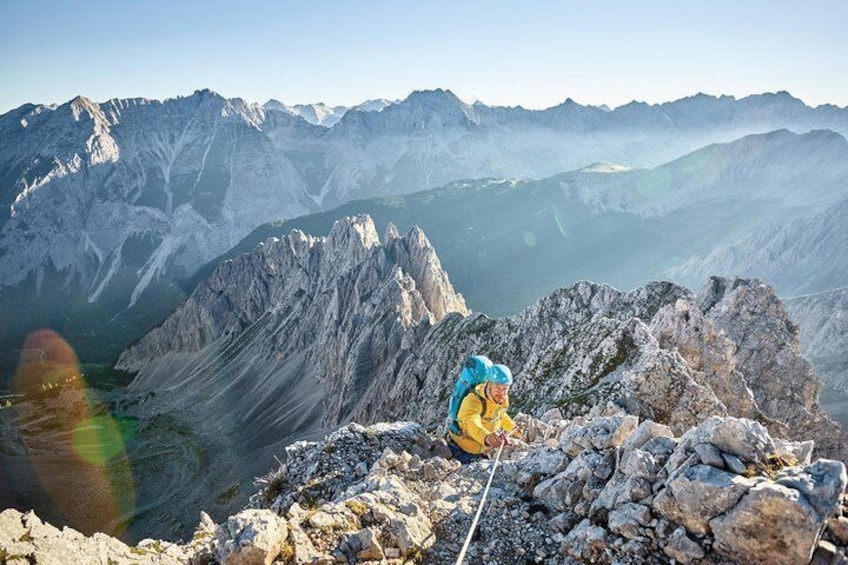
[447,364,518,464]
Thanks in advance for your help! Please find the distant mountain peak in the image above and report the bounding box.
[191,87,222,99]
[618,99,652,110]
[579,161,632,174]
[740,90,806,107]
[67,95,99,117]
[403,88,463,106]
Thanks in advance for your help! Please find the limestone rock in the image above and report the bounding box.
[663,527,705,564]
[711,482,826,565]
[828,516,848,545]
[353,528,384,561]
[607,502,652,539]
[698,276,848,460]
[214,509,289,565]
[693,442,725,469]
[560,519,608,561]
[653,464,760,534]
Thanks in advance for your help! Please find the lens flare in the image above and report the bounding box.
[72,415,129,465]
[553,209,570,238]
[523,231,537,247]
[11,329,135,537]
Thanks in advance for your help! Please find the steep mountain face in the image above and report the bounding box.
[669,195,848,295]
[785,288,848,427]
[117,216,468,428]
[0,91,312,300]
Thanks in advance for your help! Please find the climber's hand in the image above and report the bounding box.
[485,432,505,447]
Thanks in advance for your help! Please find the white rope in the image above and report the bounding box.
[454,442,505,565]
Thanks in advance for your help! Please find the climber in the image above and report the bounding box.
[447,363,520,464]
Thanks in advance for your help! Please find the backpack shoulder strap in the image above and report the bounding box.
[473,387,487,418]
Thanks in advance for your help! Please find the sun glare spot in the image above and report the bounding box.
[12,329,135,537]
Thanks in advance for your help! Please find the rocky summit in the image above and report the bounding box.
[2,417,847,564]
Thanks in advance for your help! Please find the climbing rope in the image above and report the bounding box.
[454,440,505,565]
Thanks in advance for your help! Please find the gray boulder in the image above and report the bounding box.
[711,482,828,565]
[214,509,289,565]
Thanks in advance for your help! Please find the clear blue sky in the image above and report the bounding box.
[2,0,847,114]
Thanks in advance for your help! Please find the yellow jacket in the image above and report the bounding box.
[449,383,516,455]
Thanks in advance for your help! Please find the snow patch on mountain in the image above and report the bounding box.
[579,162,632,174]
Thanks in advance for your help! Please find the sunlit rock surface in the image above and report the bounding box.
[4,417,846,564]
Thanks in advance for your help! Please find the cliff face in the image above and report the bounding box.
[117,215,469,436]
[785,287,848,429]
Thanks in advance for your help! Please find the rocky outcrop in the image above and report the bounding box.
[228,416,848,564]
[0,507,214,564]
[360,275,847,463]
[695,277,847,459]
[6,417,845,564]
[117,215,468,430]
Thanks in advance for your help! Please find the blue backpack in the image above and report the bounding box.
[446,355,492,435]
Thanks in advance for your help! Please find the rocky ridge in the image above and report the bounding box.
[119,216,848,464]
[117,215,468,431]
[2,417,847,564]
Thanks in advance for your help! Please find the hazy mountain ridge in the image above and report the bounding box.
[1,89,845,332]
[208,129,848,321]
[785,287,848,427]
[668,194,848,295]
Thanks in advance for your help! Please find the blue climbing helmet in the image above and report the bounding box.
[488,364,513,386]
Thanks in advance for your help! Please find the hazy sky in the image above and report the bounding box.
[2,0,847,114]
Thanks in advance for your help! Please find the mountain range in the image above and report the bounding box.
[3,89,847,378]
[207,128,848,316]
[2,88,848,552]
[263,98,395,127]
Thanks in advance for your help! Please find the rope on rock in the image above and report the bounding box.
[454,441,505,565]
